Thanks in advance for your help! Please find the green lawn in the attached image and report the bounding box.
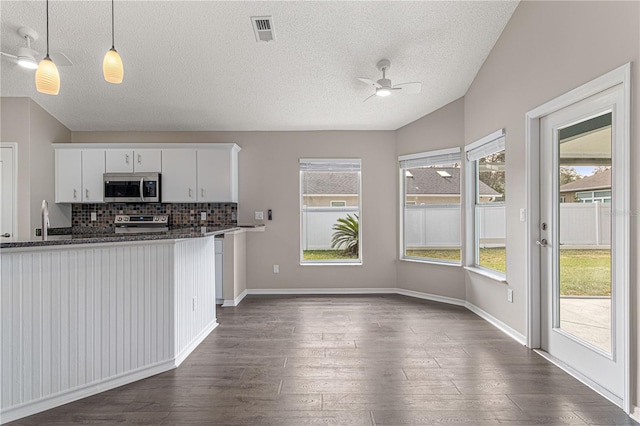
[303,250,359,260]
[404,248,611,297]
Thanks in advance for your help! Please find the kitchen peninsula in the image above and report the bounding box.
[0,226,236,423]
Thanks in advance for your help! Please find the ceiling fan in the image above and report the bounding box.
[357,59,422,102]
[0,26,72,70]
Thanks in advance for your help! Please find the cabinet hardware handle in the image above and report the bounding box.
[86,189,89,199]
[73,189,77,199]
[1,233,11,238]
[189,188,193,198]
[201,189,205,198]
[125,154,130,164]
[137,154,142,164]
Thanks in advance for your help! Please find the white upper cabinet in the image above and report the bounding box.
[55,143,239,204]
[81,150,106,202]
[106,149,161,173]
[197,146,239,203]
[161,149,197,202]
[55,149,82,203]
[55,149,105,203]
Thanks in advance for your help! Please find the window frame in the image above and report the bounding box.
[398,147,462,265]
[464,129,507,280]
[299,158,362,265]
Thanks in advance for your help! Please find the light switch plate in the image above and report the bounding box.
[519,208,526,222]
[91,212,97,221]
[255,211,264,220]
[507,289,514,303]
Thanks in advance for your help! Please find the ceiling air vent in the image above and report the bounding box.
[251,16,276,42]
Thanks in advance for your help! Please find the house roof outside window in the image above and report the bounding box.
[559,168,611,192]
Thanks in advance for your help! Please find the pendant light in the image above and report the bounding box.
[103,0,123,84]
[35,0,60,95]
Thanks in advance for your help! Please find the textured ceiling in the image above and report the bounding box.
[0,1,519,131]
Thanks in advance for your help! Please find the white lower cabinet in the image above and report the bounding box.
[161,149,197,202]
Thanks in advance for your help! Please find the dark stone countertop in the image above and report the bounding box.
[0,226,240,250]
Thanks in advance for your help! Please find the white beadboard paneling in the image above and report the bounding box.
[0,237,217,424]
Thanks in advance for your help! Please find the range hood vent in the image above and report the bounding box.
[251,16,276,42]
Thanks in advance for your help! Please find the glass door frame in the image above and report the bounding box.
[525,63,631,411]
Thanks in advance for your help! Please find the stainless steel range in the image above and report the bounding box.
[114,214,169,233]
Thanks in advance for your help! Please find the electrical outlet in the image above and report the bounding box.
[91,212,97,221]
[507,289,514,303]
[201,212,207,221]
[273,264,279,274]
[35,228,42,237]
[255,211,264,220]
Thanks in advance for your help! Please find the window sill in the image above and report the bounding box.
[464,266,507,283]
[300,262,363,267]
[400,258,461,268]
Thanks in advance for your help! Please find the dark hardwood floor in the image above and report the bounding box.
[10,295,638,425]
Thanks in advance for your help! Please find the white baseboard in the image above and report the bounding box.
[221,289,248,307]
[0,360,176,424]
[246,287,397,295]
[174,320,218,367]
[464,301,527,345]
[2,322,219,424]
[631,405,640,422]
[395,288,466,307]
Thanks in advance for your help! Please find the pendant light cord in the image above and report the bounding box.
[111,0,115,48]
[45,0,50,56]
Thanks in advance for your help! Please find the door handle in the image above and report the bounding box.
[1,233,10,238]
[536,239,548,247]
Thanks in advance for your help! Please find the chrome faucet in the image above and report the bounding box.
[41,200,50,241]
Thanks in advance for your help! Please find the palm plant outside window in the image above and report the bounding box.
[299,159,361,264]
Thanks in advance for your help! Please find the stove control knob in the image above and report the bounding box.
[116,216,122,222]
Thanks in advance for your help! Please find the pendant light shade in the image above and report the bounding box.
[103,0,123,84]
[36,0,59,95]
[103,48,123,83]
[36,57,60,95]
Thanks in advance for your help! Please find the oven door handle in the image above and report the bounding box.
[139,178,145,202]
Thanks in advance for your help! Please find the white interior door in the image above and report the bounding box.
[539,84,626,403]
[0,146,16,242]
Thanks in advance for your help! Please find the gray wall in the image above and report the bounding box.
[463,0,639,339]
[395,98,466,300]
[1,98,72,240]
[71,130,399,291]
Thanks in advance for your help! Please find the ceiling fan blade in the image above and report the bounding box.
[50,51,73,66]
[362,93,377,103]
[357,77,382,88]
[393,81,422,94]
[0,52,18,60]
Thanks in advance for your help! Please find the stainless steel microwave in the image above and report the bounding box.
[103,173,161,203]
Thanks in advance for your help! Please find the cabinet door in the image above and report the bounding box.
[82,150,106,203]
[55,150,82,203]
[105,150,134,173]
[161,149,197,202]
[133,149,162,173]
[197,148,238,202]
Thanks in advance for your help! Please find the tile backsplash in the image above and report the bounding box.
[72,203,237,234]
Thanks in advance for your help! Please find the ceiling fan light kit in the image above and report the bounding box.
[36,0,60,95]
[16,27,39,69]
[103,0,123,84]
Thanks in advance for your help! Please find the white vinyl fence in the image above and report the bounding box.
[301,203,611,250]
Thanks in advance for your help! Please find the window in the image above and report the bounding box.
[399,148,462,264]
[465,129,506,276]
[575,190,611,203]
[300,159,361,264]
